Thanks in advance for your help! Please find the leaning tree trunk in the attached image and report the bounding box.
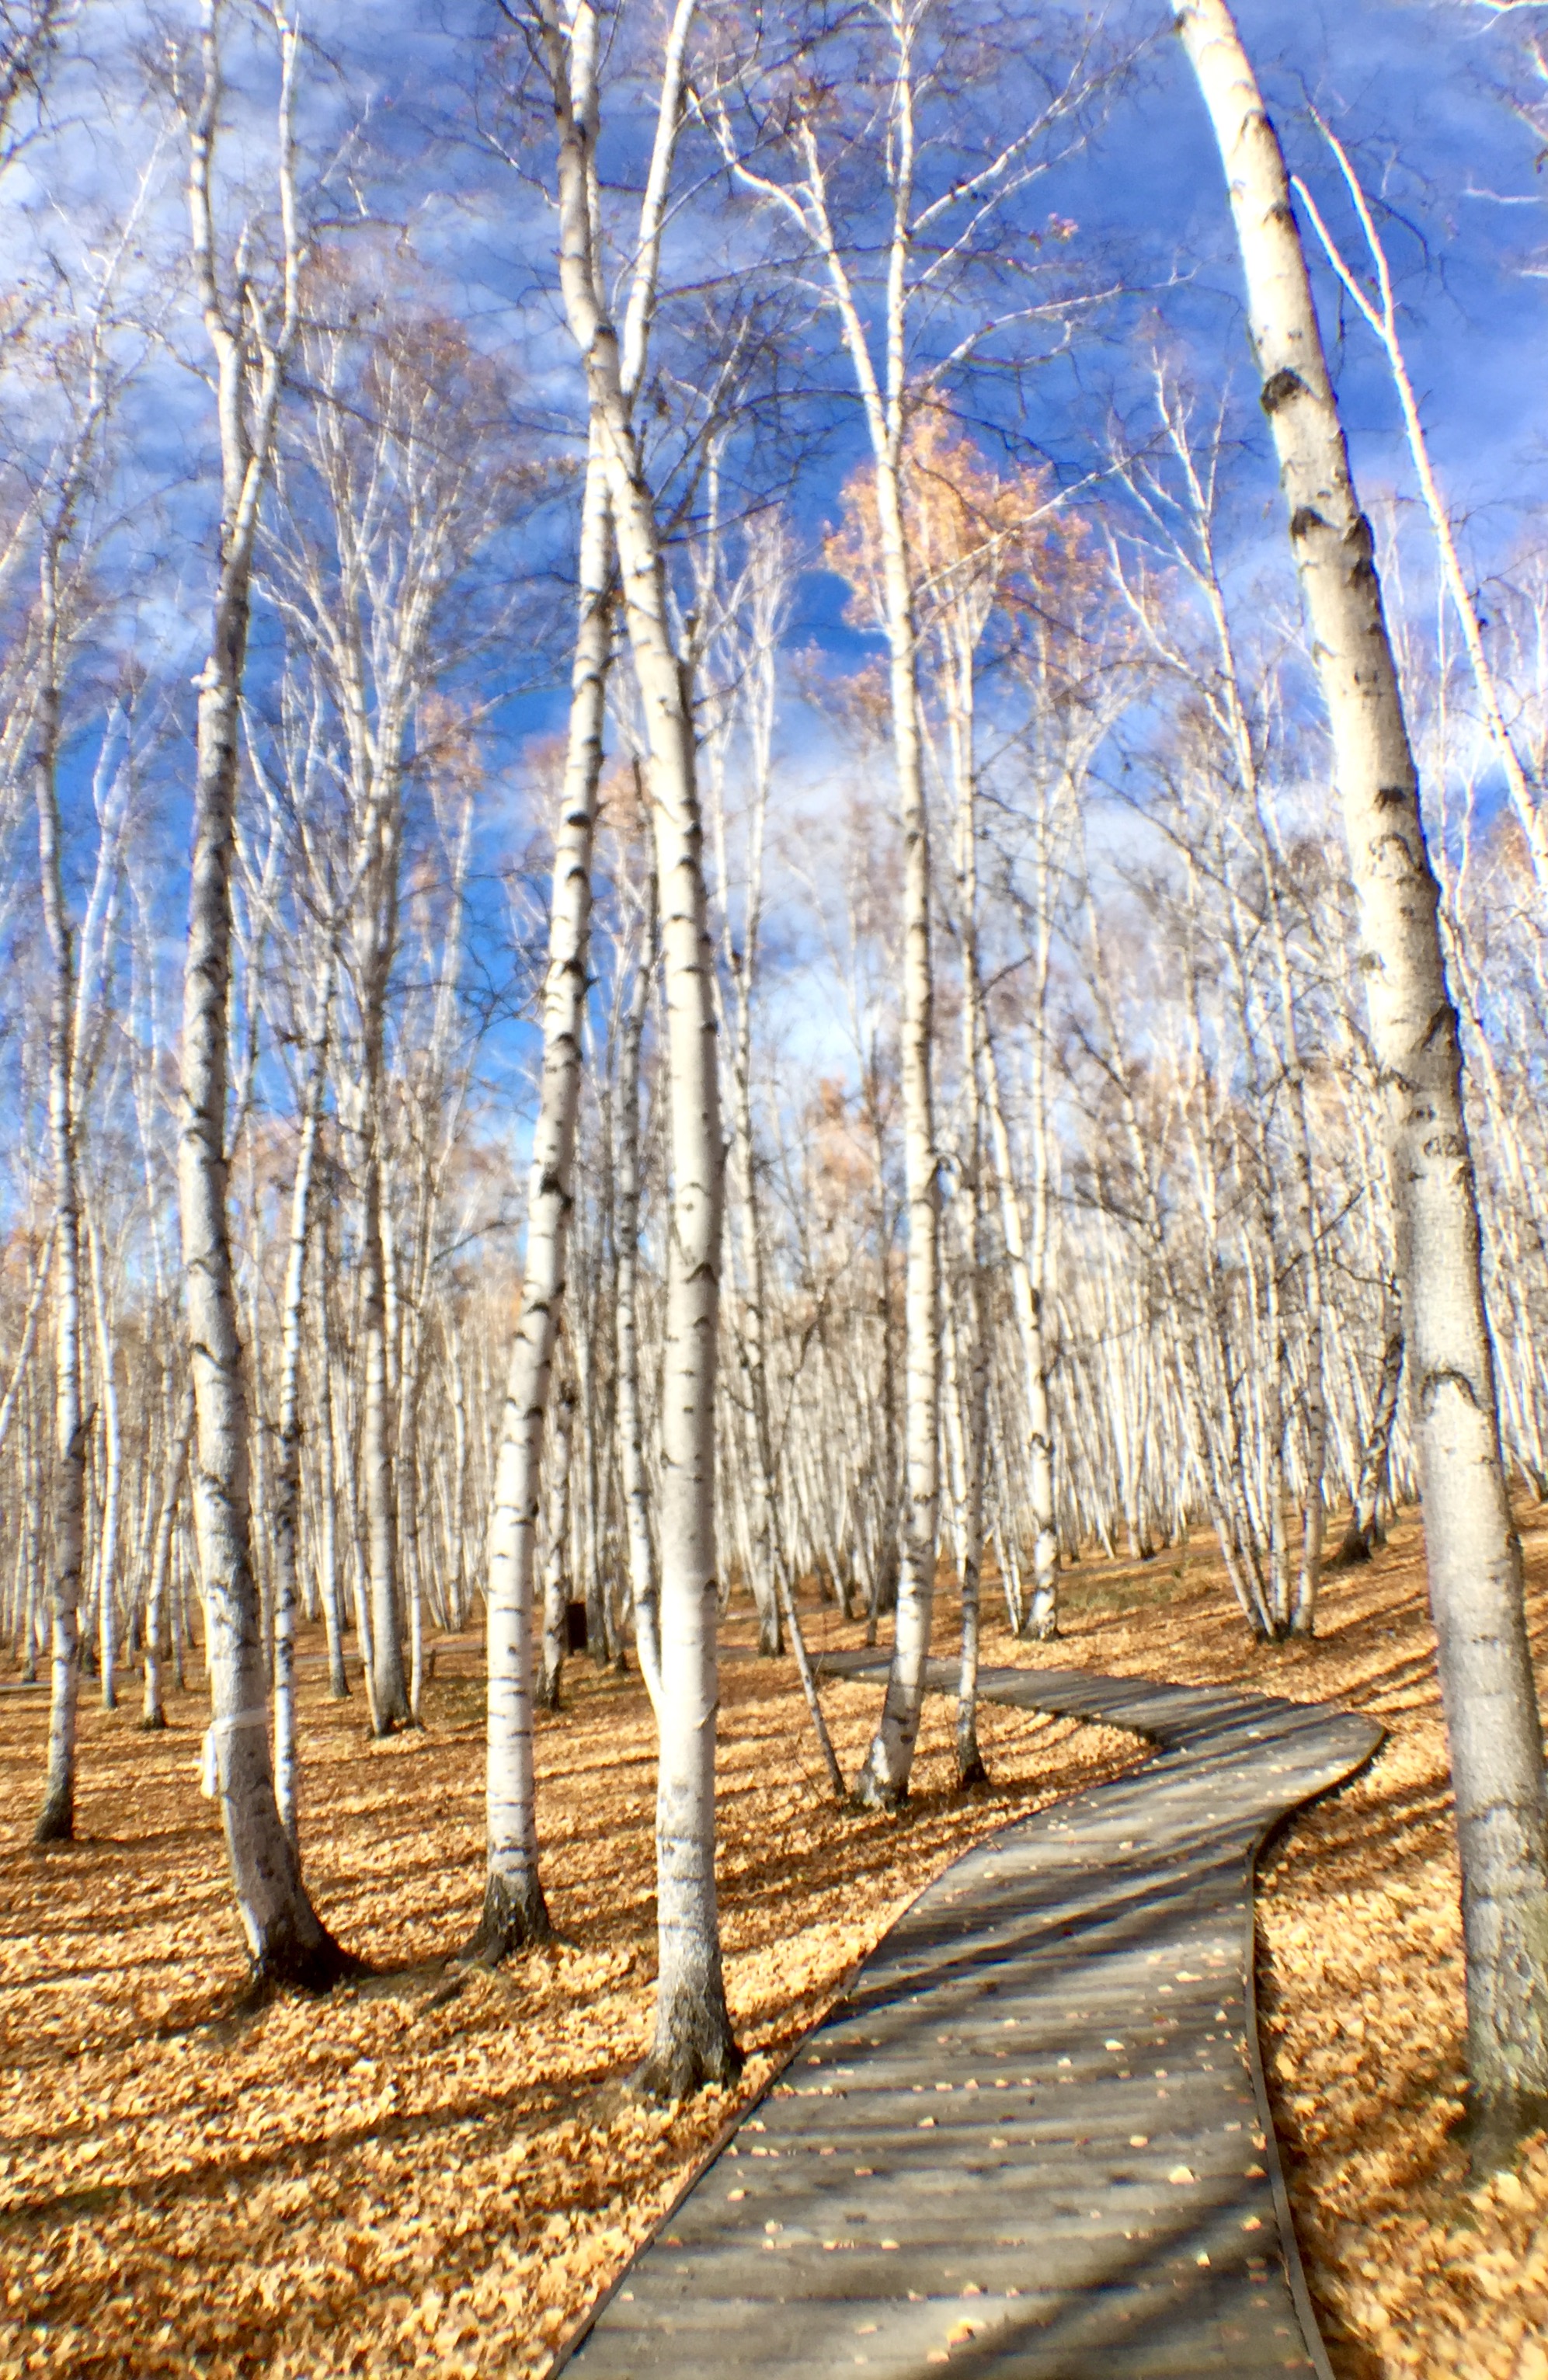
[1178,0,1548,2141]
[469,433,614,1961]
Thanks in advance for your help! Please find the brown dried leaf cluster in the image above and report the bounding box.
[1035,1514,1548,2380]
[2,1521,1544,2378]
[0,1622,1132,2378]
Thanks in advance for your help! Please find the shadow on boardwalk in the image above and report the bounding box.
[556,1655,1382,2379]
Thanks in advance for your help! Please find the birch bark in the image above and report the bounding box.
[33,538,85,1844]
[1177,0,1548,2133]
[176,0,353,1984]
[466,428,609,1957]
[615,865,663,1709]
[270,956,333,1847]
[534,0,738,2093]
[142,1381,195,1732]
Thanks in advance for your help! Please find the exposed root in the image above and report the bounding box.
[458,1869,553,1968]
[1461,2086,1548,2180]
[33,1787,73,1846]
[629,2002,743,2103]
[238,1926,369,2006]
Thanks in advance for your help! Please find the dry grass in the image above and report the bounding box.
[0,1515,1544,2377]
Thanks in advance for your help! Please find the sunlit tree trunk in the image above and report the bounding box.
[614,868,662,1708]
[468,430,612,1960]
[142,1382,195,1731]
[538,1366,576,1711]
[537,0,738,2094]
[33,541,85,1845]
[1178,0,1548,2138]
[176,0,352,1985]
[270,961,332,1847]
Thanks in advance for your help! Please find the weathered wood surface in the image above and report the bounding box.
[558,1655,1383,2378]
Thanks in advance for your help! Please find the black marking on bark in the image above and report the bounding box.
[1289,506,1327,541]
[1421,1366,1481,1415]
[1374,785,1408,809]
[1260,367,1307,414]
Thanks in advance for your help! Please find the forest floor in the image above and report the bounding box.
[0,1518,1545,2380]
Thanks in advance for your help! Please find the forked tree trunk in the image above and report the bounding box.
[177,0,353,1988]
[1178,0,1548,2139]
[537,0,739,2096]
[467,428,613,1963]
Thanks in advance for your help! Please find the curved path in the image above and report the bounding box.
[558,1655,1383,2379]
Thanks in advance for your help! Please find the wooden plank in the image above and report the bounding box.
[556,1658,1381,2380]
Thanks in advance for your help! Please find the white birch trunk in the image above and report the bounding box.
[33,573,85,1845]
[468,426,612,1961]
[537,0,737,2093]
[615,870,663,1710]
[142,1380,195,1732]
[1178,0,1548,2134]
[85,1204,122,1710]
[538,1369,576,1710]
[176,0,352,1985]
[270,964,332,1848]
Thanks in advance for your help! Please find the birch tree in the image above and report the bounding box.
[530,0,740,2093]
[1175,0,1548,2144]
[173,0,353,1985]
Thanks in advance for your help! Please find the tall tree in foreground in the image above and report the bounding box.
[30,399,92,1842]
[174,0,352,1985]
[1175,0,1548,2145]
[533,0,739,2095]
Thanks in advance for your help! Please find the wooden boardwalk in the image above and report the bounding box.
[558,1655,1382,2379]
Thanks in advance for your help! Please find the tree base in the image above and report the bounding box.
[140,1708,169,1734]
[630,2004,743,2103]
[850,1764,907,1815]
[1460,2084,1548,2179]
[33,1787,74,1846]
[955,1745,990,1791]
[241,1925,369,2004]
[459,1869,552,1967]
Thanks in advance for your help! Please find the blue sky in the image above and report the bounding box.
[5,0,1545,1168]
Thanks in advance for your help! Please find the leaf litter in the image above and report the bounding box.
[1,1510,1544,2378]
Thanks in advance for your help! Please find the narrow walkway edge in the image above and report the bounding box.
[556,1655,1383,2378]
